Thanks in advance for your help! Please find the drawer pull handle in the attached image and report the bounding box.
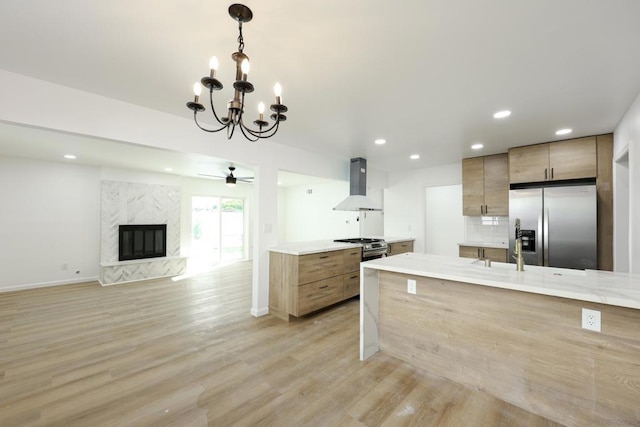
[350,275,358,279]
[319,255,329,259]
[319,285,329,289]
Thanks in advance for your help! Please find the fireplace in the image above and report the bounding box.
[118,224,167,261]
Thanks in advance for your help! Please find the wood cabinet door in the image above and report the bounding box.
[462,157,485,215]
[343,272,360,298]
[459,246,481,259]
[549,137,597,180]
[483,248,508,263]
[343,248,361,273]
[482,154,509,216]
[509,144,549,184]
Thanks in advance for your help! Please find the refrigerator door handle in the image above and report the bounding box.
[537,212,544,266]
[543,207,550,266]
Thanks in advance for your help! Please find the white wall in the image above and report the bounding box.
[0,156,101,291]
[279,181,360,241]
[425,185,464,256]
[385,163,462,252]
[614,90,640,273]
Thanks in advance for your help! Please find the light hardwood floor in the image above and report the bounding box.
[0,262,563,426]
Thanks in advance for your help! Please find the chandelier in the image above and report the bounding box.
[186,3,288,141]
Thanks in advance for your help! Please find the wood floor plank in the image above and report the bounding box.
[0,261,563,426]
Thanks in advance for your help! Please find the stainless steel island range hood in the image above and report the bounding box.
[333,157,381,211]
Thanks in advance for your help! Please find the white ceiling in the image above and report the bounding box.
[1,0,640,174]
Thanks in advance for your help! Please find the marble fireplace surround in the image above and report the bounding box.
[99,180,186,285]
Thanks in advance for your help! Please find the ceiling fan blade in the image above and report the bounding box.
[197,173,225,179]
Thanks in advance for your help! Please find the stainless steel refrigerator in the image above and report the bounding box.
[508,184,597,270]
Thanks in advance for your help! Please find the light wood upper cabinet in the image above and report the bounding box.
[509,137,597,184]
[508,144,549,183]
[548,137,597,180]
[462,154,508,216]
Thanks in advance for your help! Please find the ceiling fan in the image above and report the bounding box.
[198,166,254,187]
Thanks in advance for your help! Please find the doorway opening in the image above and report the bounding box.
[190,196,245,271]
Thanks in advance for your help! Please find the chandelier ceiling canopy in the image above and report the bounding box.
[186,4,288,141]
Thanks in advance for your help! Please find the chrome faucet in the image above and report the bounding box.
[513,218,525,271]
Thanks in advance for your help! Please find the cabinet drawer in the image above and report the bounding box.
[343,247,361,273]
[298,251,344,285]
[344,272,360,298]
[389,241,413,256]
[295,276,344,316]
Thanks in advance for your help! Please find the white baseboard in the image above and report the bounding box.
[1,276,100,293]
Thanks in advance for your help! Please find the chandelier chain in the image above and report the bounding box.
[237,22,244,53]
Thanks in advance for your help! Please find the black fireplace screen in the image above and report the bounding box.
[118,224,167,261]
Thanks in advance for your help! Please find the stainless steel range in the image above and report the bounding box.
[334,238,388,261]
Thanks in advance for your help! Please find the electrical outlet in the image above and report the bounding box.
[582,308,601,332]
[407,279,416,295]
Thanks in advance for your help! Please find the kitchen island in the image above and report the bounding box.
[360,253,640,426]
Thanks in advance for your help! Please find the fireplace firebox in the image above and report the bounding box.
[118,224,167,261]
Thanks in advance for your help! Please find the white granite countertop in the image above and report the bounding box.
[361,252,640,310]
[269,240,361,255]
[369,236,415,244]
[269,236,415,255]
[458,241,508,249]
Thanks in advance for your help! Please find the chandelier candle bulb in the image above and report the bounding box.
[241,59,250,81]
[258,102,265,120]
[209,56,219,77]
[193,82,202,102]
[274,82,282,104]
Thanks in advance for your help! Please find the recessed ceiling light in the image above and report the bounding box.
[410,154,420,160]
[64,154,76,160]
[471,143,484,150]
[493,110,511,119]
[555,128,572,135]
[164,167,173,172]
[374,138,386,145]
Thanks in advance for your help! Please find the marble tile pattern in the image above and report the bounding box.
[99,180,184,284]
[100,180,181,263]
[100,257,187,285]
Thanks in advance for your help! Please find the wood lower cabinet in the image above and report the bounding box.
[387,240,414,256]
[269,247,361,321]
[459,245,508,263]
[462,154,509,216]
[508,137,597,184]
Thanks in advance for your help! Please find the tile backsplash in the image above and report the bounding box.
[465,216,509,245]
